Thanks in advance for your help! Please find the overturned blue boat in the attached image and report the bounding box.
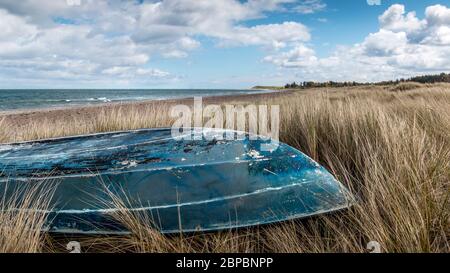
[0,128,352,234]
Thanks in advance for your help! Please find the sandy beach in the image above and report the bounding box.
[0,89,293,126]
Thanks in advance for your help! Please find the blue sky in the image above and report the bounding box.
[0,0,449,88]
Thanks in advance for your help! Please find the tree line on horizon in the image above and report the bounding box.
[284,73,450,89]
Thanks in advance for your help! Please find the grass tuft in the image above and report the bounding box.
[0,182,56,253]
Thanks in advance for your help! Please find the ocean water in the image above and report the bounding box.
[0,89,273,111]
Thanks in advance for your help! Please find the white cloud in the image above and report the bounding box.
[102,66,170,78]
[0,0,313,86]
[422,25,450,45]
[134,0,310,50]
[362,29,408,57]
[293,0,326,14]
[218,22,310,49]
[366,4,450,70]
[425,4,450,26]
[379,4,424,33]
[2,1,446,86]
[264,44,317,67]
[265,4,450,82]
[0,8,175,88]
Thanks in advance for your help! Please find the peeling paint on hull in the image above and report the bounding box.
[0,128,352,234]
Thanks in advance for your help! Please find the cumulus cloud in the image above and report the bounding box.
[293,0,326,14]
[217,22,310,49]
[425,4,450,26]
[364,4,450,70]
[362,29,408,57]
[0,0,314,86]
[2,1,446,86]
[264,44,317,67]
[0,9,158,84]
[133,0,310,50]
[102,66,170,78]
[265,4,450,82]
[378,4,424,33]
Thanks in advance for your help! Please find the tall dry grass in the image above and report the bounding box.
[1,84,449,253]
[0,182,56,253]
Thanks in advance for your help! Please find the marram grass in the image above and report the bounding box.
[0,84,449,253]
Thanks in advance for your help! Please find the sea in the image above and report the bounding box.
[0,89,273,112]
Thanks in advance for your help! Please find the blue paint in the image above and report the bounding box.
[0,128,352,234]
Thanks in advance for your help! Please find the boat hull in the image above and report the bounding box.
[0,128,352,234]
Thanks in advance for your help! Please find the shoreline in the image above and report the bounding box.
[1,89,294,125]
[0,89,281,116]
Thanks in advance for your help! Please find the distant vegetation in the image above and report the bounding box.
[252,86,285,90]
[282,72,450,89]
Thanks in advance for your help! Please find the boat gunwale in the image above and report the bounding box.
[0,127,273,146]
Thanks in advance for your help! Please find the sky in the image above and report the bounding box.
[0,0,449,89]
